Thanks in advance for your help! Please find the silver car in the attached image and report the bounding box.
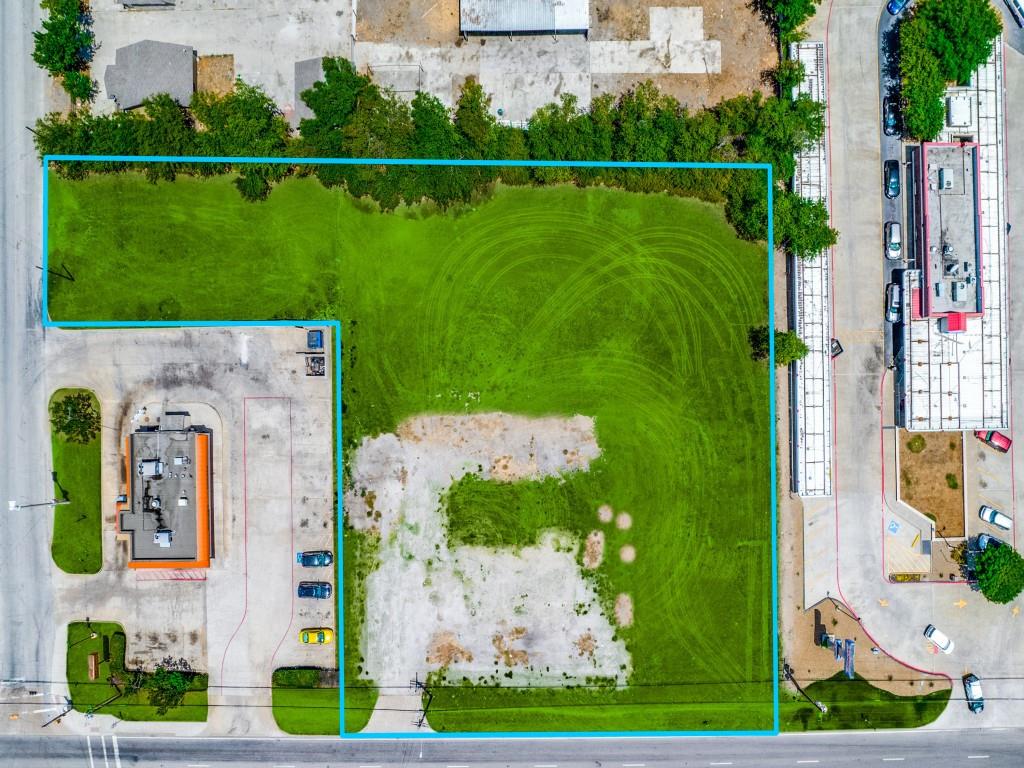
[885,283,902,323]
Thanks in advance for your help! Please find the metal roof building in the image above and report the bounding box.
[789,41,834,498]
[104,40,195,111]
[460,0,590,35]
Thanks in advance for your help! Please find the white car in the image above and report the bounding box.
[979,504,1013,531]
[924,624,954,654]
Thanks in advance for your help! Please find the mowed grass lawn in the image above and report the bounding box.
[781,674,951,731]
[49,388,102,574]
[49,171,772,732]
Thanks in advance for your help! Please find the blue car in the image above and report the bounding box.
[887,0,910,14]
[297,581,332,599]
[296,550,333,567]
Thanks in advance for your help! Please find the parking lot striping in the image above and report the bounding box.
[86,736,95,768]
[111,735,121,768]
[100,734,109,767]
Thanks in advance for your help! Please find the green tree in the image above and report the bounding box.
[298,57,372,144]
[754,0,823,38]
[899,0,1002,141]
[49,391,100,444]
[32,0,93,78]
[61,70,94,103]
[976,545,1024,604]
[749,326,810,366]
[776,192,837,260]
[454,76,497,158]
[770,59,806,97]
[146,665,192,715]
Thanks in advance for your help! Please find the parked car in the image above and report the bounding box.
[885,282,902,323]
[977,533,1004,551]
[924,624,955,654]
[297,550,334,567]
[974,429,1012,453]
[979,504,1013,531]
[883,97,900,136]
[297,581,332,599]
[963,674,985,713]
[299,627,334,644]
[885,221,902,260]
[884,160,901,199]
[887,0,911,14]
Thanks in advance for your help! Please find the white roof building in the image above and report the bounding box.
[460,0,590,35]
[898,42,1009,431]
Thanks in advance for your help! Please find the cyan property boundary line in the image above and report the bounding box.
[41,154,779,739]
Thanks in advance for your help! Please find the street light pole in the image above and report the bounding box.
[8,499,71,511]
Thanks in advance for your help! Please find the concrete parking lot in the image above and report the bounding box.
[40,325,334,736]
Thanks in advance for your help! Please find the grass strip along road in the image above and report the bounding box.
[49,170,772,733]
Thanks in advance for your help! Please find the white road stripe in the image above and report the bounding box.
[967,757,990,760]
[623,764,646,767]
[100,735,109,767]
[111,735,121,768]
[186,764,210,767]
[710,763,734,766]
[882,759,904,762]
[86,736,95,768]
[534,764,559,767]
[797,762,820,765]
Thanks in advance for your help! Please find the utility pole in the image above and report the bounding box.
[783,660,828,713]
[8,498,71,511]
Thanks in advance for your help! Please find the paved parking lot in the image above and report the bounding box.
[42,326,334,736]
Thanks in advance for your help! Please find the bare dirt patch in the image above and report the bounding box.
[898,430,965,538]
[583,530,605,569]
[614,593,633,627]
[493,626,529,667]
[575,632,597,659]
[619,544,636,563]
[597,504,614,524]
[356,0,460,45]
[427,631,474,666]
[788,599,950,697]
[615,512,632,530]
[591,0,776,109]
[197,55,235,95]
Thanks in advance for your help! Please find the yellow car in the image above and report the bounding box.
[299,627,334,645]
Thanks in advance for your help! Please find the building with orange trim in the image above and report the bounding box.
[119,412,214,568]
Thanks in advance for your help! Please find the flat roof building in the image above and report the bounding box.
[897,43,1009,431]
[119,412,213,568]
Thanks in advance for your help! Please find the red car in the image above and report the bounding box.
[975,430,1012,452]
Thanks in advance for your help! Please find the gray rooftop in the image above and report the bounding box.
[121,422,211,563]
[920,144,981,316]
[104,40,195,111]
[460,0,590,34]
[292,57,324,128]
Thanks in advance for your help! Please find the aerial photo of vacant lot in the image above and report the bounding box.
[48,166,772,733]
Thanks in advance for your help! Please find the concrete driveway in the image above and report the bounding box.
[798,0,1024,728]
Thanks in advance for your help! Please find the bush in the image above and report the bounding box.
[976,545,1024,604]
[944,473,958,490]
[62,70,95,103]
[32,0,94,100]
[748,326,809,366]
[906,435,926,453]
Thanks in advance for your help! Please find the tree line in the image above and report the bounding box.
[32,0,96,103]
[34,58,835,258]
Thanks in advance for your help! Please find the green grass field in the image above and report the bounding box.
[66,622,208,721]
[49,388,102,574]
[780,674,951,731]
[48,170,772,733]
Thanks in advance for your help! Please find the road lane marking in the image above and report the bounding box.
[797,762,820,765]
[86,736,95,768]
[710,763,734,766]
[623,764,646,767]
[100,735,109,767]
[447,765,470,767]
[967,757,990,760]
[186,765,210,767]
[534,764,559,767]
[882,759,904,762]
[112,735,121,768]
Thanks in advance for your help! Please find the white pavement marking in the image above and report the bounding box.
[112,735,121,768]
[623,764,647,767]
[101,735,109,767]
[797,762,820,765]
[882,759,904,762]
[534,764,559,767]
[186,764,210,767]
[967,758,990,760]
[86,736,95,768]
[710,763,734,766]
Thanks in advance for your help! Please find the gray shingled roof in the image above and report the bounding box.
[104,40,195,110]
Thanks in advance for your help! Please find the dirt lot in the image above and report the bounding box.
[788,599,950,697]
[197,55,235,95]
[592,0,776,108]
[357,0,776,110]
[356,0,460,45]
[898,430,965,538]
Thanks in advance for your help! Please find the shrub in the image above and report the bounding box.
[906,435,926,454]
[944,473,958,490]
[748,326,809,366]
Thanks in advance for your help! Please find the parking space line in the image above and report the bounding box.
[86,736,94,768]
[100,735,109,767]
[111,735,121,768]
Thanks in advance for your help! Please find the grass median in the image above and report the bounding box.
[49,388,102,574]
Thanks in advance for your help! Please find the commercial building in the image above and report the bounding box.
[896,43,1009,431]
[118,412,214,568]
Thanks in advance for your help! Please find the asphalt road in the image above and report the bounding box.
[0,0,55,708]
[3,728,1024,768]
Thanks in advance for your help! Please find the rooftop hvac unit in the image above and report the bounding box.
[938,168,953,190]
